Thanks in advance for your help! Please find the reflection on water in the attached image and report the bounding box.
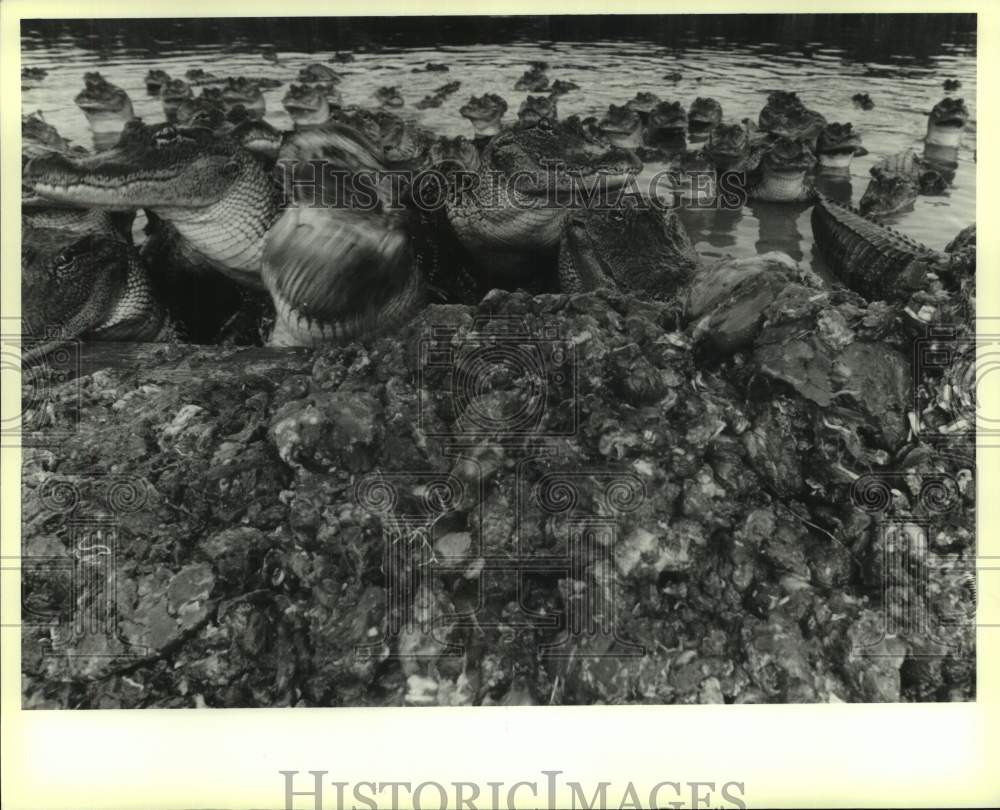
[21,16,976,265]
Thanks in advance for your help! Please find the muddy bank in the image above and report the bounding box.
[21,284,975,707]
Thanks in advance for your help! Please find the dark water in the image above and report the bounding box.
[21,15,976,265]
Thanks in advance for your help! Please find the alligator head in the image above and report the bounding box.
[74,72,134,133]
[688,97,723,131]
[549,79,579,96]
[375,86,404,109]
[222,77,266,118]
[228,118,283,161]
[374,112,435,164]
[299,63,341,83]
[852,93,874,110]
[625,92,661,121]
[599,104,644,149]
[185,68,223,86]
[927,97,969,147]
[446,119,643,278]
[22,225,166,365]
[23,121,278,287]
[514,67,549,92]
[160,79,193,119]
[671,151,717,206]
[758,90,827,144]
[816,122,863,169]
[176,96,226,129]
[560,115,612,156]
[22,113,73,161]
[145,69,170,92]
[460,94,508,137]
[518,94,558,127]
[858,166,919,218]
[704,122,751,171]
[282,84,331,126]
[559,202,699,300]
[752,136,816,202]
[645,101,688,145]
[264,124,421,347]
[21,67,47,89]
[427,135,481,175]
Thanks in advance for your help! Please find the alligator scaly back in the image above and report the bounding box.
[810,193,952,301]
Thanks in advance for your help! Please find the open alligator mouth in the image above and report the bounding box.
[932,116,967,129]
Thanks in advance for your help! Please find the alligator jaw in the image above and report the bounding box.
[24,151,222,209]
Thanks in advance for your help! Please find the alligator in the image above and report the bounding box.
[459,94,508,138]
[160,78,194,120]
[851,93,875,111]
[857,150,950,218]
[145,69,170,93]
[74,72,134,134]
[22,217,167,365]
[688,97,723,132]
[185,68,224,86]
[372,112,436,164]
[747,136,816,202]
[411,62,449,72]
[222,77,266,119]
[226,118,284,161]
[21,67,48,89]
[445,119,643,282]
[518,95,558,127]
[810,194,958,302]
[331,51,355,63]
[375,86,405,109]
[926,97,969,147]
[299,63,341,83]
[24,121,280,290]
[644,101,688,147]
[668,151,717,207]
[514,67,549,92]
[558,202,700,300]
[175,96,227,129]
[560,115,612,156]
[426,135,481,176]
[263,125,427,346]
[625,92,661,123]
[943,79,962,91]
[415,80,459,109]
[815,122,864,169]
[758,91,827,146]
[282,84,334,126]
[703,122,766,174]
[663,71,683,82]
[548,79,579,96]
[599,104,644,149]
[22,113,74,161]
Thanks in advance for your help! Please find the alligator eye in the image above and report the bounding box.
[53,251,75,272]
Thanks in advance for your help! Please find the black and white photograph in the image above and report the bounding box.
[16,12,978,711]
